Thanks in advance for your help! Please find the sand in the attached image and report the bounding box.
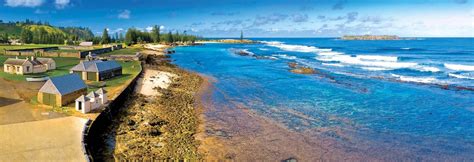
[135,69,177,96]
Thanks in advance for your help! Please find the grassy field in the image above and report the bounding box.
[101,47,142,56]
[0,55,80,81]
[0,44,62,51]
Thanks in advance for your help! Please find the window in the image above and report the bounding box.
[6,66,9,71]
[16,67,20,72]
[26,66,30,72]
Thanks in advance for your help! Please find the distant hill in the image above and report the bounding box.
[0,20,94,41]
[341,35,400,40]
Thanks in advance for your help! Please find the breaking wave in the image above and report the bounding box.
[444,63,474,71]
[391,74,440,84]
[262,41,332,53]
[449,73,474,80]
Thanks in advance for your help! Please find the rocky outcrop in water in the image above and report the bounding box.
[288,62,316,74]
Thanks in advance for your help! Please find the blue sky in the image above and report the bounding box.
[1,0,473,37]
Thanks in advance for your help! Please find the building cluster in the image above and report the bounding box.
[2,53,123,113]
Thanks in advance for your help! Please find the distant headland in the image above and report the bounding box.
[341,35,400,40]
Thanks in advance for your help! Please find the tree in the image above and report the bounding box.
[101,28,110,44]
[20,29,33,44]
[151,25,160,43]
[240,30,243,41]
[166,31,174,43]
[125,28,135,45]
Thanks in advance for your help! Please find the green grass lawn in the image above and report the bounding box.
[106,61,142,87]
[101,47,142,56]
[0,44,62,51]
[0,55,80,81]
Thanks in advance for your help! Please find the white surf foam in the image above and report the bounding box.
[322,63,345,67]
[391,74,439,84]
[273,54,297,60]
[262,41,332,53]
[444,63,474,71]
[449,73,474,80]
[319,51,344,56]
[361,67,393,71]
[401,48,411,50]
[259,48,269,51]
[356,55,398,62]
[316,55,417,69]
[413,66,441,72]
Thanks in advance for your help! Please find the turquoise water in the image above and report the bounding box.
[172,38,474,159]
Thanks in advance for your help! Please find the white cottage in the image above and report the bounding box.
[75,88,108,114]
[3,56,56,75]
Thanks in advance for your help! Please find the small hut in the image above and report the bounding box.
[38,74,87,107]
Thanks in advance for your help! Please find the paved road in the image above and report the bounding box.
[0,116,88,161]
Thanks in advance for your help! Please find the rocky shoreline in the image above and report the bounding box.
[92,47,205,161]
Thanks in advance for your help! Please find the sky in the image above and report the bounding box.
[0,0,473,37]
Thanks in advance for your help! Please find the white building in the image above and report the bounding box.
[75,88,108,114]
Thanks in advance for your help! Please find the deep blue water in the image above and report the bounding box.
[172,38,474,158]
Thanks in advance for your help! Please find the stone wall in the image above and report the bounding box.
[4,47,59,56]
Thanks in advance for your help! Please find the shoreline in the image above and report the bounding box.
[90,45,206,161]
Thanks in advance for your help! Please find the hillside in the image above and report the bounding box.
[0,20,93,41]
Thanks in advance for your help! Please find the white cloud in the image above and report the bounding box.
[5,0,44,7]
[55,0,69,9]
[146,26,153,32]
[160,25,165,30]
[118,10,131,19]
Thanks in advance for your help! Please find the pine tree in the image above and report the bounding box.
[101,28,110,44]
[151,25,160,43]
[166,31,174,43]
[240,30,244,41]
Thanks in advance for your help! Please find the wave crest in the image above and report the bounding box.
[262,41,332,53]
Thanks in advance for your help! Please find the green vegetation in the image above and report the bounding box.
[0,44,60,51]
[104,61,141,88]
[101,28,111,44]
[102,47,141,56]
[0,55,80,81]
[124,26,200,45]
[0,19,94,44]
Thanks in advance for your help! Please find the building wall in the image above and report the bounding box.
[59,88,87,107]
[98,68,122,81]
[37,92,43,104]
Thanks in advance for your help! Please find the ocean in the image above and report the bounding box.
[171,38,474,159]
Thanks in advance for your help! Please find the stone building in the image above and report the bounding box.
[3,56,55,75]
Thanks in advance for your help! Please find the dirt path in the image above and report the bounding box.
[0,78,66,125]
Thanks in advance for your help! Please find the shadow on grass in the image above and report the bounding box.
[0,97,22,107]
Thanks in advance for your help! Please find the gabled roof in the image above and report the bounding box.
[70,60,121,73]
[95,88,107,95]
[39,74,87,95]
[4,57,55,66]
[4,58,25,66]
[86,91,99,98]
[37,58,55,64]
[76,95,90,102]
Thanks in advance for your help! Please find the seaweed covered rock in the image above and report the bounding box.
[290,67,316,74]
